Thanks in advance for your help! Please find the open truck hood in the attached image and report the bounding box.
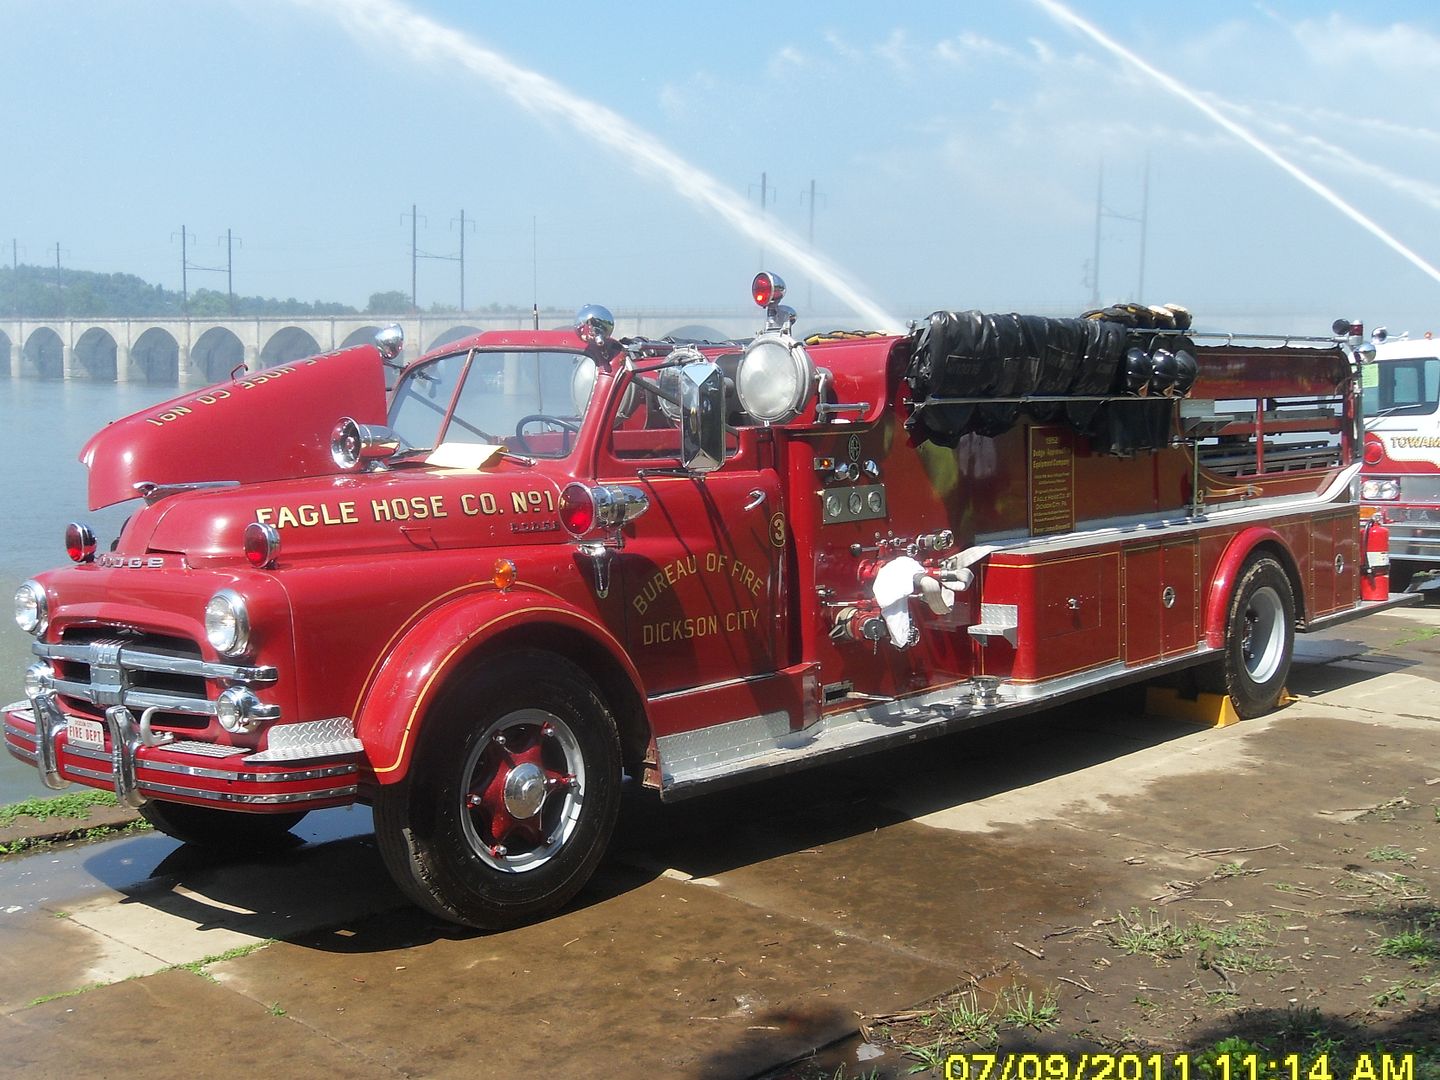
[80,347,389,510]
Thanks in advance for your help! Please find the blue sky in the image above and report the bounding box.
[6,0,1440,334]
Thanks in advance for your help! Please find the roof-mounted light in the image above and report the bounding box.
[374,324,404,361]
[752,272,785,308]
[65,523,97,564]
[575,304,615,347]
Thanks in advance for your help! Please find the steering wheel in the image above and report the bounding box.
[514,413,580,454]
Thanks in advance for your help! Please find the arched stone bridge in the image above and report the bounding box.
[0,311,770,386]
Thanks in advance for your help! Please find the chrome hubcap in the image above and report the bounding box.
[1240,585,1285,683]
[503,762,548,819]
[459,709,585,874]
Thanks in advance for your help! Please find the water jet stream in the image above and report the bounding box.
[290,0,905,332]
[1033,0,1440,288]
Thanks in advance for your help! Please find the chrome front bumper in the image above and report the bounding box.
[4,693,361,813]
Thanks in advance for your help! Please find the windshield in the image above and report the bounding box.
[1363,356,1440,419]
[389,349,589,459]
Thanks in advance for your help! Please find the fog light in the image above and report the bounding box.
[14,581,47,636]
[216,687,264,733]
[24,662,53,697]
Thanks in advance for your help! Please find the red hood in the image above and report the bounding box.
[80,347,389,510]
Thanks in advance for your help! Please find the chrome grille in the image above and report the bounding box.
[36,631,276,721]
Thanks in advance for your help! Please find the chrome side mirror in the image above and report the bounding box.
[679,360,727,474]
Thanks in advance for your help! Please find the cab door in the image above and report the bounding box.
[598,422,786,695]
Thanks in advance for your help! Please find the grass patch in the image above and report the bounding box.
[1392,625,1440,646]
[1368,846,1418,866]
[1376,924,1440,965]
[999,985,1059,1030]
[0,817,150,857]
[0,790,118,827]
[176,940,274,982]
[27,982,107,1007]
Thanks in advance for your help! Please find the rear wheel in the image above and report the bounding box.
[373,651,622,929]
[1198,555,1296,719]
[139,800,307,849]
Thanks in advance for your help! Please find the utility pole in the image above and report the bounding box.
[801,178,826,310]
[403,204,427,312]
[532,215,539,329]
[181,225,188,312]
[226,228,235,312]
[1137,156,1150,302]
[1090,168,1103,309]
[1089,162,1146,306]
[749,172,777,269]
[55,242,62,313]
[450,209,475,313]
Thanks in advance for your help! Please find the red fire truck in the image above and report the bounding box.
[5,276,1410,928]
[1358,326,1440,593]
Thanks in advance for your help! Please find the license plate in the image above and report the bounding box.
[66,717,106,751]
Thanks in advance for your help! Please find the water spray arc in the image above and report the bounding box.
[1032,0,1440,289]
[292,0,904,333]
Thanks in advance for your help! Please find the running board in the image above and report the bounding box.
[655,652,1218,801]
[1300,591,1422,633]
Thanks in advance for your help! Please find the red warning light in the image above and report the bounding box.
[751,272,785,308]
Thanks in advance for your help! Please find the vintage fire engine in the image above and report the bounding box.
[5,275,1410,928]
[1357,324,1440,592]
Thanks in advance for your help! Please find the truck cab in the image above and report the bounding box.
[1360,332,1440,590]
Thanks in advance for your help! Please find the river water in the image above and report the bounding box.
[1,378,181,803]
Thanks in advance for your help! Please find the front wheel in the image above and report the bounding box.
[373,651,622,929]
[1198,555,1296,719]
[139,800,308,849]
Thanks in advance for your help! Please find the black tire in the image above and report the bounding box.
[1198,555,1296,719]
[373,650,622,930]
[139,800,307,849]
[1390,563,1417,593]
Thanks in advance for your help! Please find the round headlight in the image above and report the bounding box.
[571,357,598,414]
[204,589,251,657]
[14,581,47,636]
[736,334,815,423]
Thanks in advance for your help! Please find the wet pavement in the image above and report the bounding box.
[1,607,1436,1078]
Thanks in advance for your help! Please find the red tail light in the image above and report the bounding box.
[559,484,596,536]
[244,522,281,568]
[65,523,96,563]
[1363,434,1385,466]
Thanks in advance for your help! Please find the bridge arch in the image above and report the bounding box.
[132,327,179,384]
[0,330,11,378]
[23,327,64,379]
[340,325,383,349]
[260,326,321,368]
[427,325,482,352]
[73,327,118,381]
[664,324,731,343]
[192,326,246,384]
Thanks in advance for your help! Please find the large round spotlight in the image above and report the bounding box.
[736,334,815,424]
[570,357,637,419]
[204,589,251,657]
[14,581,47,636]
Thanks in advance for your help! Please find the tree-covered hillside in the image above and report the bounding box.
[0,264,365,318]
